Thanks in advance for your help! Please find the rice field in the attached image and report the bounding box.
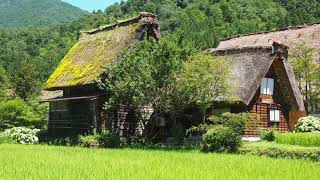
[0,144,319,179]
[276,133,320,147]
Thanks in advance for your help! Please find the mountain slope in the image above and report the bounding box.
[0,0,87,27]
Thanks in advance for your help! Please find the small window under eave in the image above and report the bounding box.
[260,78,274,95]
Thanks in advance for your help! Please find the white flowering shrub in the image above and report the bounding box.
[1,127,40,144]
[295,116,320,133]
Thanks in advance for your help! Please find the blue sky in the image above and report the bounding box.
[62,0,123,12]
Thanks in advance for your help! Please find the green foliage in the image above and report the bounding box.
[98,131,121,148]
[274,0,320,26]
[175,54,232,122]
[187,112,250,138]
[15,61,41,100]
[0,65,9,98]
[0,0,86,28]
[209,112,251,135]
[0,98,46,131]
[186,124,211,137]
[290,44,320,114]
[78,131,121,148]
[100,37,191,114]
[202,125,242,153]
[258,128,276,141]
[295,116,320,132]
[276,133,320,147]
[0,133,15,144]
[241,142,320,162]
[78,134,100,148]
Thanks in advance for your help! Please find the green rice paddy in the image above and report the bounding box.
[0,144,319,179]
[276,133,320,147]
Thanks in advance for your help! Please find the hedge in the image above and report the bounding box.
[240,142,320,162]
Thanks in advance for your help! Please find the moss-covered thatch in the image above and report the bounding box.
[45,12,159,90]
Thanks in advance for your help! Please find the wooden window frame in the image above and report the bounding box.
[260,78,274,96]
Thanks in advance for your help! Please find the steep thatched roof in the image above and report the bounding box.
[218,23,320,52]
[45,12,160,90]
[209,42,305,111]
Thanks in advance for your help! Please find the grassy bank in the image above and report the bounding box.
[0,144,320,179]
[276,133,320,147]
[241,142,320,162]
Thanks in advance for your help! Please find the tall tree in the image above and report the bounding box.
[290,44,320,114]
[15,61,40,100]
[175,53,233,123]
[0,65,9,98]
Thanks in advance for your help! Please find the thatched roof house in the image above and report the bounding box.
[43,12,160,136]
[45,12,160,91]
[208,24,320,136]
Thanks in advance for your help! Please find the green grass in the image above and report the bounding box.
[0,144,320,179]
[276,133,320,147]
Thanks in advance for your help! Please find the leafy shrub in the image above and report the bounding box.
[0,133,15,144]
[78,131,121,148]
[209,112,251,135]
[0,98,46,131]
[186,124,211,137]
[78,134,100,148]
[0,127,40,144]
[276,133,320,147]
[241,142,320,162]
[295,116,320,132]
[258,128,276,141]
[202,125,242,153]
[99,131,121,148]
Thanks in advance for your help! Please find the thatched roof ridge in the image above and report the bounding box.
[223,22,320,41]
[82,12,157,35]
[209,44,305,111]
[218,23,320,51]
[45,12,159,90]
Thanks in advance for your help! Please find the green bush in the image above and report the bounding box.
[276,133,320,147]
[186,124,211,137]
[0,133,15,144]
[295,116,320,132]
[0,98,47,131]
[258,128,276,141]
[78,131,121,148]
[99,131,121,148]
[241,142,320,162]
[202,125,242,153]
[209,112,251,135]
[78,134,100,148]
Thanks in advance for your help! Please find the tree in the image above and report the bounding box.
[0,65,9,98]
[175,53,233,123]
[290,44,320,114]
[99,37,193,123]
[15,61,41,100]
[0,98,45,131]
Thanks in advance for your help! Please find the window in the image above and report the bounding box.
[260,78,274,95]
[269,109,280,122]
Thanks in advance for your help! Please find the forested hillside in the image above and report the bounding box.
[0,0,319,99]
[0,0,87,27]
